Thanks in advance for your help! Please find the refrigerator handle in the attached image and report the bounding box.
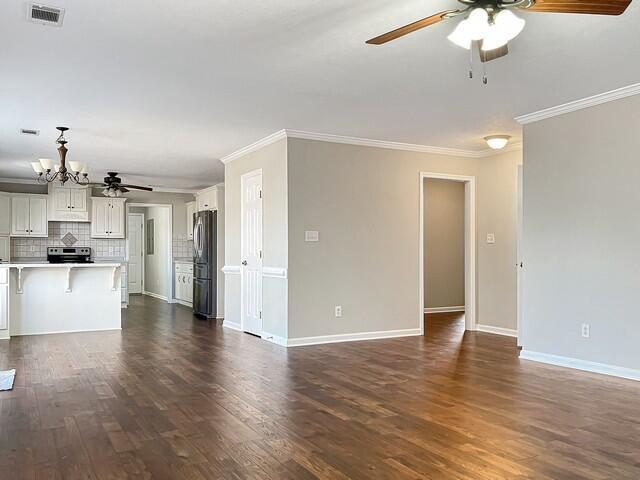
[193,220,199,258]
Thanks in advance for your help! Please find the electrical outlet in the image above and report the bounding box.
[335,305,342,318]
[581,323,590,338]
[486,233,496,244]
[30,245,37,252]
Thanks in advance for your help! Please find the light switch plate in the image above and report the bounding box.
[486,233,495,244]
[305,231,319,242]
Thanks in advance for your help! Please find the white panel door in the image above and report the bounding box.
[0,195,11,235]
[128,214,144,294]
[29,197,48,237]
[241,172,263,336]
[11,196,30,236]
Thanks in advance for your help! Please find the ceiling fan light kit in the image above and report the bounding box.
[367,0,631,80]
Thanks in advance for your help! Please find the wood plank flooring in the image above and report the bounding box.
[1,298,640,479]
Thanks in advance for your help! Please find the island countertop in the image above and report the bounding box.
[1,262,122,268]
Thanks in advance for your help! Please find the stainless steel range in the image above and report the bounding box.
[47,247,93,264]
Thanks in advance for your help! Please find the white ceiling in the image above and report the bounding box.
[1,0,639,189]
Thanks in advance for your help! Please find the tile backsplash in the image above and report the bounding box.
[11,222,193,261]
[172,235,193,260]
[11,222,125,259]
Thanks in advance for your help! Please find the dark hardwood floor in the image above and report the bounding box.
[1,297,640,479]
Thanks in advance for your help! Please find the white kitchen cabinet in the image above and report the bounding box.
[174,262,193,305]
[196,186,220,212]
[0,194,10,235]
[186,201,195,240]
[10,195,48,237]
[0,237,9,262]
[91,197,126,238]
[49,185,90,221]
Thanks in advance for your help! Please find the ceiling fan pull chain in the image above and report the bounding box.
[468,43,474,79]
[482,61,488,85]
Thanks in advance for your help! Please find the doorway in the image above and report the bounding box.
[240,169,263,336]
[419,172,476,335]
[126,203,173,304]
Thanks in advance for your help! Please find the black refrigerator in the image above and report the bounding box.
[193,210,217,318]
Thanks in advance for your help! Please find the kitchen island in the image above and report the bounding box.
[0,262,122,339]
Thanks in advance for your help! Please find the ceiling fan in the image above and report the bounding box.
[367,0,631,72]
[89,172,153,197]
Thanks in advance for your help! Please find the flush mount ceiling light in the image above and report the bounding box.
[484,135,511,150]
[366,0,631,83]
[30,127,91,186]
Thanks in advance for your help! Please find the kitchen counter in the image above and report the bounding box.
[0,263,122,339]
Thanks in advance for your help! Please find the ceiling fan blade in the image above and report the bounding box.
[524,0,631,15]
[87,183,108,187]
[366,10,459,45]
[479,43,509,63]
[119,187,130,193]
[120,184,154,192]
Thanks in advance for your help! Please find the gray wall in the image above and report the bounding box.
[224,138,288,337]
[522,95,640,370]
[424,178,465,309]
[287,138,521,339]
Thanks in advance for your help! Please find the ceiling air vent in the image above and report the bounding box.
[29,3,65,26]
[20,129,40,136]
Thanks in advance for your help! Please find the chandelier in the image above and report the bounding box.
[30,127,90,185]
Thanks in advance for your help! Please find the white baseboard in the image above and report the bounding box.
[476,324,518,337]
[424,306,465,314]
[262,332,287,347]
[11,327,122,337]
[520,350,640,382]
[143,291,169,302]
[287,328,422,347]
[222,320,242,331]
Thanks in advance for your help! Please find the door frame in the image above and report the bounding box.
[240,169,263,335]
[126,203,174,303]
[127,212,145,295]
[419,172,477,334]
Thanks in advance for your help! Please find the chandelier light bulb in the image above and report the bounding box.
[31,162,44,173]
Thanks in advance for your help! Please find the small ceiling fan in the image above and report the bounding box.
[89,172,153,197]
[367,0,631,66]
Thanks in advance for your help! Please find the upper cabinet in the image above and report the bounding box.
[48,185,90,222]
[186,201,195,240]
[10,195,48,238]
[0,193,10,236]
[196,185,223,212]
[91,197,126,238]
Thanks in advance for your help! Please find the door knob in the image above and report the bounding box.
[242,260,248,266]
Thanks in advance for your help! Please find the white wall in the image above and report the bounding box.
[424,178,465,309]
[522,94,640,371]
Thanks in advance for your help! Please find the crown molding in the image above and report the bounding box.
[220,129,522,164]
[515,83,640,125]
[220,130,287,164]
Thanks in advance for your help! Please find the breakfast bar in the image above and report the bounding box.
[0,262,122,340]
